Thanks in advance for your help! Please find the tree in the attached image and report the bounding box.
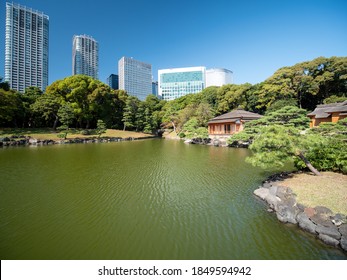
[143,107,153,134]
[0,77,10,91]
[57,103,75,129]
[96,119,107,138]
[323,95,346,104]
[247,125,321,176]
[56,103,75,139]
[180,117,208,139]
[122,96,139,131]
[108,90,128,129]
[200,86,219,110]
[228,106,310,145]
[135,103,145,131]
[266,98,298,113]
[161,102,180,133]
[195,102,215,127]
[258,56,347,111]
[31,94,62,129]
[216,83,252,114]
[45,75,114,128]
[298,119,347,174]
[0,89,22,127]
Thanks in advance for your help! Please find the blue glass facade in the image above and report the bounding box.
[107,74,119,90]
[72,35,99,79]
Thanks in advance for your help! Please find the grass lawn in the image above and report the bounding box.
[0,128,152,140]
[280,172,347,215]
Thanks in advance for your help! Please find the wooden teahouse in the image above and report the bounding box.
[208,109,262,140]
[307,101,347,128]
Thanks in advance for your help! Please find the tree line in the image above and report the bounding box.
[1,56,346,136]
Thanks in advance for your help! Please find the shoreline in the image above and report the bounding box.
[254,171,347,253]
[0,135,159,148]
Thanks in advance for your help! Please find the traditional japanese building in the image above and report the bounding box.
[307,101,347,128]
[208,109,262,140]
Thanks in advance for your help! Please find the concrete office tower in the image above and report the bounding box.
[72,35,99,79]
[158,67,206,101]
[118,57,152,101]
[206,68,233,87]
[5,2,49,92]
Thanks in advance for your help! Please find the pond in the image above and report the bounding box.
[0,139,346,259]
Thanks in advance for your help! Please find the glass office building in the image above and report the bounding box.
[152,81,158,97]
[107,74,119,90]
[158,67,206,101]
[118,57,152,101]
[72,35,99,79]
[5,2,49,92]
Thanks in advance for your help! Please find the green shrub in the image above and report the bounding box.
[81,129,93,135]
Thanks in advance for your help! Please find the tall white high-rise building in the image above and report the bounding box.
[206,68,233,87]
[72,35,99,79]
[118,57,152,101]
[5,2,49,92]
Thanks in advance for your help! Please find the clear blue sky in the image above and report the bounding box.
[1,0,346,86]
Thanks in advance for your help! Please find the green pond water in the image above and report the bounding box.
[0,139,346,259]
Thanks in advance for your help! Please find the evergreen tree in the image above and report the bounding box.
[122,96,139,131]
[96,119,107,138]
[247,125,321,175]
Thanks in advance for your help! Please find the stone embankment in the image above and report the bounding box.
[254,173,347,252]
[0,135,157,147]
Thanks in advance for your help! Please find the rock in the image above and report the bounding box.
[276,200,298,224]
[282,196,297,207]
[338,224,347,237]
[262,182,272,188]
[264,193,281,210]
[314,206,333,216]
[310,213,334,227]
[331,214,347,226]
[269,185,278,196]
[316,225,341,240]
[297,212,317,235]
[29,138,38,144]
[340,236,347,251]
[318,234,339,247]
[296,203,305,212]
[276,186,293,200]
[253,188,269,200]
[304,207,316,218]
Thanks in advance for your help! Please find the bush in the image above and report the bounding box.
[57,132,67,139]
[81,129,93,135]
[178,132,186,138]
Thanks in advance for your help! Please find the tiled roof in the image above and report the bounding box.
[208,109,262,124]
[307,101,347,119]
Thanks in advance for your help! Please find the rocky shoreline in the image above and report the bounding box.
[0,135,158,147]
[254,172,347,252]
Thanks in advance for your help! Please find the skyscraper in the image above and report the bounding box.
[152,81,158,97]
[107,74,119,90]
[5,2,49,92]
[118,57,152,101]
[72,35,99,79]
[158,67,206,101]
